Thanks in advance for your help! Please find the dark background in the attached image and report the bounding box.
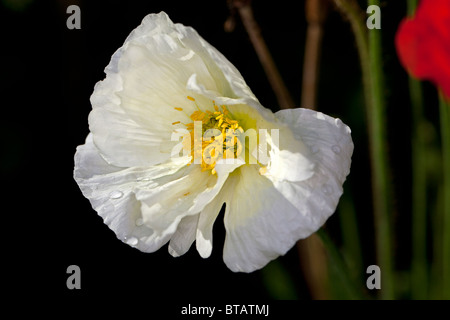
[2,0,433,303]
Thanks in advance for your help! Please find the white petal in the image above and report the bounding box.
[223,166,312,272]
[264,125,316,182]
[269,108,353,228]
[193,158,245,258]
[274,108,353,186]
[89,12,228,167]
[134,157,243,252]
[168,214,199,257]
[173,14,278,122]
[174,18,259,106]
[116,40,218,128]
[73,133,122,180]
[88,11,277,169]
[195,190,226,259]
[223,109,353,272]
[89,74,178,168]
[73,134,189,252]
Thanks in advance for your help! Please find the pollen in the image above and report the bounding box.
[183,97,244,175]
[259,166,267,175]
[174,107,183,111]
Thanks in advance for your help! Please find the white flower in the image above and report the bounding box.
[74,12,353,272]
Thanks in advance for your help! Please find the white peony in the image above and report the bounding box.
[74,12,353,272]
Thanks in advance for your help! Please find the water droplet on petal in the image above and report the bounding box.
[310,145,319,154]
[135,218,144,226]
[316,112,326,120]
[109,190,123,199]
[332,145,341,154]
[126,237,138,246]
[321,184,332,195]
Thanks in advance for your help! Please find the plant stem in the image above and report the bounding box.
[439,93,450,299]
[332,0,395,299]
[407,0,419,16]
[316,228,365,299]
[332,0,371,111]
[232,0,295,109]
[367,0,394,300]
[301,0,329,109]
[409,77,428,299]
[339,193,364,283]
[406,0,428,300]
[297,0,331,300]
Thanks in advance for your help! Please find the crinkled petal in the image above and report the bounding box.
[168,214,199,257]
[175,19,262,110]
[74,134,242,253]
[89,73,178,168]
[274,108,353,189]
[223,166,306,272]
[134,158,243,252]
[73,134,189,252]
[223,109,353,272]
[195,188,226,259]
[264,124,316,182]
[89,12,241,167]
[193,158,245,259]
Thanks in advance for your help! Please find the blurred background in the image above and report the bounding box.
[1,0,446,301]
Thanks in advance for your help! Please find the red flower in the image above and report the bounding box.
[395,0,450,99]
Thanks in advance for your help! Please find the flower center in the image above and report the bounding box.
[175,96,244,175]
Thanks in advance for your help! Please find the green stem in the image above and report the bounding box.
[439,93,450,299]
[407,0,419,16]
[410,77,428,299]
[406,0,428,300]
[339,192,363,283]
[333,0,394,299]
[332,0,371,110]
[334,0,394,299]
[367,0,394,300]
[316,228,365,299]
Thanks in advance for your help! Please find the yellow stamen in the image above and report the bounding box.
[172,121,180,125]
[259,166,267,175]
[180,101,244,174]
[174,107,183,111]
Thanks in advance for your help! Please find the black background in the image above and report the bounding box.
[2,0,430,305]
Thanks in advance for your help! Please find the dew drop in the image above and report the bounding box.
[109,190,123,199]
[310,145,319,154]
[316,112,326,120]
[135,218,144,226]
[126,237,138,246]
[332,145,341,154]
[321,184,332,195]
